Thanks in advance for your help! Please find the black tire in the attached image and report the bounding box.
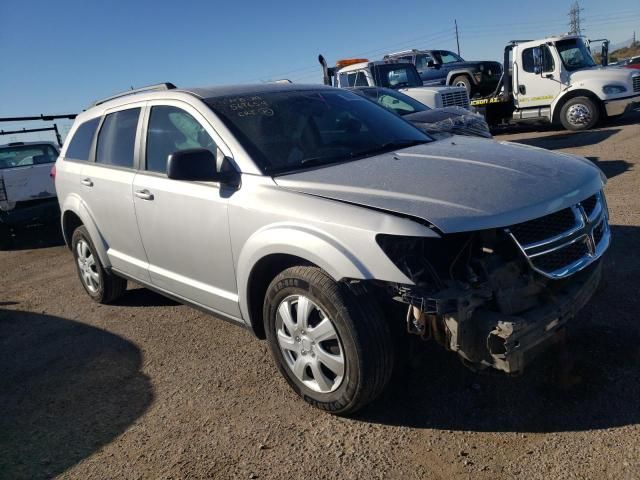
[451,75,472,96]
[559,96,600,131]
[263,266,394,415]
[71,225,126,303]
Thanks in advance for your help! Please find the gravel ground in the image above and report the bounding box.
[1,111,640,480]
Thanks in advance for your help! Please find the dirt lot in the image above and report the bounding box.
[2,111,640,480]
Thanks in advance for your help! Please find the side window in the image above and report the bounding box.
[65,117,100,161]
[522,46,555,73]
[95,108,140,168]
[146,106,218,173]
[415,54,433,70]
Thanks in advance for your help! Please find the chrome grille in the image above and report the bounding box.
[441,90,470,108]
[633,75,640,93]
[507,191,610,279]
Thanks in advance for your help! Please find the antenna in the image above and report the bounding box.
[455,20,461,56]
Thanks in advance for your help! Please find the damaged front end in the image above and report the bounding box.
[377,191,610,374]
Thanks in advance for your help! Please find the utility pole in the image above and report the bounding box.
[455,19,460,56]
[568,1,583,35]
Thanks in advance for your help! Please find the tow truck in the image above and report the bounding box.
[318,55,470,110]
[470,35,640,131]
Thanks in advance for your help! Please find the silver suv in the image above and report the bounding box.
[56,82,610,414]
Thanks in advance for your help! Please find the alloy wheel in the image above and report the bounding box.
[275,294,345,393]
[76,239,100,293]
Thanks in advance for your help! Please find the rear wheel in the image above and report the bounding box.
[71,226,126,303]
[264,266,394,415]
[560,96,600,131]
[451,75,472,96]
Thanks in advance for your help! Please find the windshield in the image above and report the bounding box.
[355,88,429,116]
[206,89,431,175]
[371,64,423,89]
[556,38,596,71]
[432,50,465,64]
[0,144,58,170]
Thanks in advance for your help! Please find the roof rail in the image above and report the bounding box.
[90,82,177,107]
[383,49,421,59]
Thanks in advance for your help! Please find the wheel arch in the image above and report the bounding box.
[60,194,110,268]
[552,89,604,124]
[447,69,477,86]
[236,224,387,339]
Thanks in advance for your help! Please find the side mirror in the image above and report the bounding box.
[532,47,543,74]
[601,41,609,67]
[167,148,239,186]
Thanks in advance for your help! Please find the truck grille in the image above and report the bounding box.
[506,191,610,279]
[633,75,640,93]
[441,90,470,108]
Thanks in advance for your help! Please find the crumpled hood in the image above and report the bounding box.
[273,136,604,234]
[569,66,637,86]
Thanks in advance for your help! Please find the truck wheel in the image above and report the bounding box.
[560,97,600,131]
[71,226,126,303]
[263,266,394,415]
[452,75,472,95]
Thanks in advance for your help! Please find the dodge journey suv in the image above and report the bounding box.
[56,82,610,414]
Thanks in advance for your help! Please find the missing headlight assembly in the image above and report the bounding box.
[376,216,607,374]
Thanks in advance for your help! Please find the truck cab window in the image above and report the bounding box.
[522,46,555,73]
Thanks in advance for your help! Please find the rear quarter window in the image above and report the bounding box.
[65,117,100,161]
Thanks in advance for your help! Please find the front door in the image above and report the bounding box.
[515,44,562,109]
[132,101,240,317]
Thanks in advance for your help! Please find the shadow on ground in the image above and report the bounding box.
[0,223,65,251]
[357,224,640,433]
[509,128,621,150]
[586,156,632,180]
[113,287,179,308]
[0,309,153,479]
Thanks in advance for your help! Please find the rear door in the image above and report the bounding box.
[132,101,239,316]
[80,103,150,282]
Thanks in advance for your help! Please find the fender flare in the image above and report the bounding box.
[447,69,478,86]
[235,223,380,324]
[61,193,110,268]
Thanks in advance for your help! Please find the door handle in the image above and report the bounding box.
[134,189,154,201]
[81,178,93,187]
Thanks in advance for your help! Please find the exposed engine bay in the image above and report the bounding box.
[376,224,605,374]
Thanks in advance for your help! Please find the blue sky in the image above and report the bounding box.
[1,0,639,142]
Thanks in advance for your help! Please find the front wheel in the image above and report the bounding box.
[560,97,600,131]
[71,226,126,303]
[264,266,394,415]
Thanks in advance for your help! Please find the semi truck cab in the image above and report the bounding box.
[474,35,640,130]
